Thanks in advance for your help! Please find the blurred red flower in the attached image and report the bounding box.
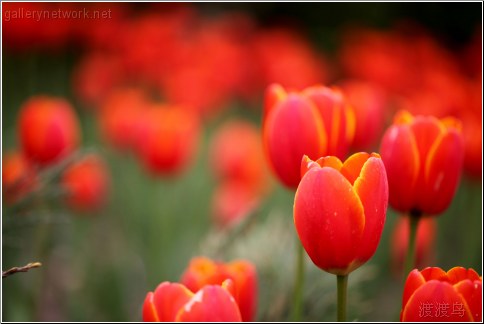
[97,87,150,152]
[2,151,37,204]
[61,154,110,212]
[18,96,81,166]
[135,105,200,176]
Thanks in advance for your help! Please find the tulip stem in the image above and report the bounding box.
[291,241,305,321]
[337,274,348,322]
[404,211,421,276]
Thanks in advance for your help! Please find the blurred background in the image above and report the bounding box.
[2,2,482,321]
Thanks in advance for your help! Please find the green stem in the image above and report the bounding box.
[337,274,348,322]
[291,241,305,321]
[404,211,421,276]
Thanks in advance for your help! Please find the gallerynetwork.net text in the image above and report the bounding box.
[4,7,112,22]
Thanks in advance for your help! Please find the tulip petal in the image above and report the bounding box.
[225,262,258,322]
[410,116,444,160]
[142,292,160,322]
[294,167,365,274]
[421,267,449,282]
[180,257,221,292]
[263,94,326,188]
[402,269,426,311]
[176,285,242,322]
[315,156,343,170]
[380,124,420,212]
[401,281,473,321]
[300,155,322,179]
[152,282,194,321]
[340,152,371,185]
[394,110,414,125]
[303,86,350,159]
[263,83,287,125]
[447,267,480,284]
[353,156,388,267]
[419,130,464,214]
[454,280,482,322]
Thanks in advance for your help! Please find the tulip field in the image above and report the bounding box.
[1,2,482,322]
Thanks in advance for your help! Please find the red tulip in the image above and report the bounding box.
[136,105,199,176]
[263,83,356,189]
[143,279,242,322]
[391,216,436,274]
[180,257,257,321]
[61,154,110,212]
[294,152,388,275]
[2,151,37,204]
[18,96,80,165]
[401,267,482,322]
[380,110,464,215]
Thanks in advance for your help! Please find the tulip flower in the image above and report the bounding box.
[380,110,464,216]
[380,110,464,275]
[143,279,242,322]
[294,152,388,321]
[135,105,199,176]
[262,83,326,189]
[18,96,80,165]
[391,216,436,275]
[294,152,388,275]
[2,151,37,204]
[401,267,482,322]
[263,83,355,189]
[180,257,257,322]
[61,154,110,212]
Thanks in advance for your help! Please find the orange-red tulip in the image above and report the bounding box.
[143,279,242,322]
[180,257,257,321]
[18,96,80,165]
[401,267,482,322]
[294,152,388,275]
[136,105,199,176]
[61,155,110,212]
[2,151,37,204]
[264,83,355,189]
[391,216,436,274]
[380,110,464,215]
[263,83,326,188]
